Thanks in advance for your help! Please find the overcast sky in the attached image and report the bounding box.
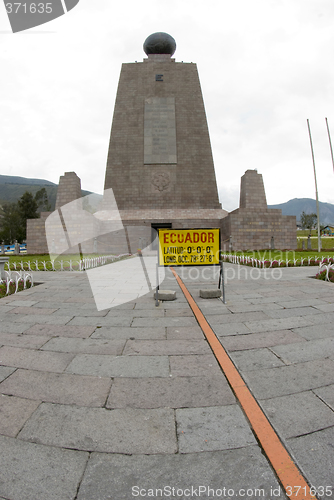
[1,0,334,211]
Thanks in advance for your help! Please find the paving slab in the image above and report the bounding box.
[67,315,132,327]
[243,359,334,399]
[41,337,126,355]
[207,311,270,324]
[107,376,235,409]
[264,306,322,318]
[66,354,170,377]
[169,354,224,377]
[106,308,165,317]
[77,448,287,500]
[30,293,77,301]
[244,316,311,333]
[24,323,96,338]
[131,316,198,327]
[52,306,109,317]
[91,325,166,339]
[0,321,31,334]
[9,314,74,325]
[65,297,97,303]
[214,322,252,336]
[260,391,334,439]
[247,296,294,305]
[291,323,334,340]
[188,299,229,314]
[0,300,39,307]
[226,303,284,312]
[0,369,112,406]
[176,405,256,453]
[288,427,334,489]
[28,301,80,309]
[0,305,16,314]
[312,302,334,312]
[220,330,306,351]
[307,311,334,325]
[0,346,75,373]
[18,402,177,454]
[123,339,210,356]
[166,325,203,339]
[8,306,58,315]
[276,298,329,309]
[230,348,285,371]
[271,338,334,364]
[0,332,50,349]
[313,384,334,411]
[0,394,40,437]
[0,435,88,500]
[153,300,193,309]
[0,365,16,382]
[164,308,194,317]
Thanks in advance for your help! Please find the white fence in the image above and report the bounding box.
[221,253,334,282]
[1,254,132,295]
[5,254,131,272]
[317,263,334,282]
[1,270,33,295]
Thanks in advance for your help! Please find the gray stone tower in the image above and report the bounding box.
[55,172,82,210]
[221,170,297,251]
[239,170,267,210]
[104,32,222,212]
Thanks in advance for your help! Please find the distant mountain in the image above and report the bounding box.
[0,175,55,186]
[2,176,333,225]
[268,198,334,226]
[0,174,96,211]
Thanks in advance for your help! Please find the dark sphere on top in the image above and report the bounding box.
[143,32,176,56]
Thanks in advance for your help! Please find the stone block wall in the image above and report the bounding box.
[26,212,51,254]
[27,172,83,255]
[55,172,82,210]
[221,209,297,251]
[220,169,297,251]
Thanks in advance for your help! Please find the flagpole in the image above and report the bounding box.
[325,117,334,173]
[306,119,321,253]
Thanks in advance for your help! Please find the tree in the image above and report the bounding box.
[0,202,25,243]
[300,211,317,235]
[0,190,47,243]
[16,191,39,241]
[18,191,39,221]
[35,187,51,212]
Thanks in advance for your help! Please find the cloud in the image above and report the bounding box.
[0,0,333,209]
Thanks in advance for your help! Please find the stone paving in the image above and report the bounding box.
[0,264,333,499]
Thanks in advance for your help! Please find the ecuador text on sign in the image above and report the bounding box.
[158,229,220,266]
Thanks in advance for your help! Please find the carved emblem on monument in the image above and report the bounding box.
[152,172,170,192]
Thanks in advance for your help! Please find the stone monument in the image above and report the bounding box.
[26,172,82,254]
[102,32,228,241]
[55,172,82,209]
[27,34,297,256]
[221,170,296,251]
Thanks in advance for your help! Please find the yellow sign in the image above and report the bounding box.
[158,228,220,266]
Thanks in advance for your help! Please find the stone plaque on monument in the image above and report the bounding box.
[144,97,177,164]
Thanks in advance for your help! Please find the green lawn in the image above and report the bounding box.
[4,250,334,272]
[297,235,334,250]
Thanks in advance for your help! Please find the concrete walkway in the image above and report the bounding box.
[0,264,333,499]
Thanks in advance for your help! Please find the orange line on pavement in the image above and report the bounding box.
[170,267,316,500]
